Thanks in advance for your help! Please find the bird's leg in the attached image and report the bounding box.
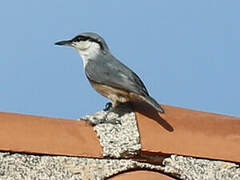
[96,102,121,125]
[103,102,113,111]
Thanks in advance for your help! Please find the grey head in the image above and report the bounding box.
[55,32,109,52]
[55,32,110,67]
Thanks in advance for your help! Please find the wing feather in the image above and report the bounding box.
[85,54,149,97]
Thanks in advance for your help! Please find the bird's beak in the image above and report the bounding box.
[55,40,72,46]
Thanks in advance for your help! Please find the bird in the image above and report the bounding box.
[55,32,164,114]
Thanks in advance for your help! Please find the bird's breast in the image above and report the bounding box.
[88,80,130,103]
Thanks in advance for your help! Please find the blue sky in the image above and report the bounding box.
[0,1,239,119]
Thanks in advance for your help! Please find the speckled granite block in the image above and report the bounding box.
[81,105,141,158]
[1,152,240,180]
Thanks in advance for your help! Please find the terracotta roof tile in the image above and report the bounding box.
[0,112,102,157]
[108,170,176,180]
[133,103,240,163]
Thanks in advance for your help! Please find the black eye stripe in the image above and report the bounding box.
[72,35,87,42]
[72,36,104,49]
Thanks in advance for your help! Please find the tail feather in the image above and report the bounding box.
[144,96,164,113]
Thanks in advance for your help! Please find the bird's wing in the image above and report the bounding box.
[85,54,149,97]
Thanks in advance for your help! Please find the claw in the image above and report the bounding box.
[104,102,113,111]
[98,118,121,125]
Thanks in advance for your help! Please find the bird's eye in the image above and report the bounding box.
[74,37,82,42]
[77,37,83,41]
[73,36,84,42]
[72,36,89,43]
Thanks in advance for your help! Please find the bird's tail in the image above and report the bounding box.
[143,96,164,113]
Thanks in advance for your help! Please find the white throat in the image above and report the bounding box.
[74,41,101,68]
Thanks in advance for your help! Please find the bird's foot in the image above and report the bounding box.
[82,115,121,125]
[103,102,113,111]
[101,103,122,125]
[84,102,122,125]
[97,117,121,125]
[81,102,122,125]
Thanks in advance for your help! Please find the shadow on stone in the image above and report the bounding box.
[131,102,174,132]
